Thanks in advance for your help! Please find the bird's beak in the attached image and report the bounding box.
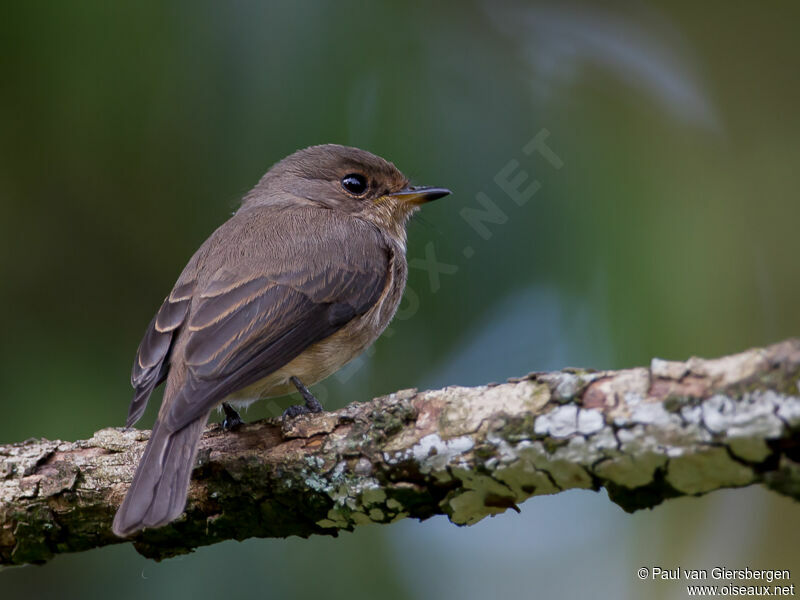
[388,185,451,205]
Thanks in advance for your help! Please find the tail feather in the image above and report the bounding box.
[112,415,207,537]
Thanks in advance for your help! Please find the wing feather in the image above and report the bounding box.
[127,287,193,427]
[129,207,393,433]
[162,240,389,431]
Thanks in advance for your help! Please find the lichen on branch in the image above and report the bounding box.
[1,340,799,566]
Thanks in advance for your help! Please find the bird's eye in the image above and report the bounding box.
[341,173,368,196]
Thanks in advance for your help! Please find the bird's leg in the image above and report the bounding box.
[283,376,324,418]
[221,402,245,431]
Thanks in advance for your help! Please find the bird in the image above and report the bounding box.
[112,144,450,537]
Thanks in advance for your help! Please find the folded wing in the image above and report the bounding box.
[127,281,194,427]
[126,208,392,432]
[163,242,389,430]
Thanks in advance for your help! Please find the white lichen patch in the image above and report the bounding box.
[534,405,578,437]
[550,435,601,465]
[651,358,689,380]
[488,429,600,495]
[629,401,683,430]
[776,394,800,423]
[687,349,767,387]
[615,425,675,459]
[303,470,334,493]
[485,432,520,465]
[313,474,387,528]
[666,447,755,494]
[596,368,651,417]
[304,455,326,471]
[353,458,373,476]
[535,405,604,438]
[538,371,599,401]
[701,393,784,438]
[405,434,475,477]
[621,401,711,450]
[577,409,605,435]
[437,381,550,437]
[587,427,619,452]
[311,460,416,530]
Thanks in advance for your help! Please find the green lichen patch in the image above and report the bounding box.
[605,467,682,512]
[365,400,417,437]
[593,452,667,488]
[763,456,800,501]
[665,447,755,494]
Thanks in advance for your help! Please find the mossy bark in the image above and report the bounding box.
[2,340,799,566]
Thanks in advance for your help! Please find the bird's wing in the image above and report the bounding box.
[159,214,391,431]
[127,281,194,427]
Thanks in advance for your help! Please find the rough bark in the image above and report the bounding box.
[2,339,799,567]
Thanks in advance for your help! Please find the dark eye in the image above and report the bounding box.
[341,173,368,196]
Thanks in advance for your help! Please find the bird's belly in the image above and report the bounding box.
[222,314,382,409]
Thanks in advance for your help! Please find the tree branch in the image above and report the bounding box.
[2,340,799,566]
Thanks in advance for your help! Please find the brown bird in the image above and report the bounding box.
[112,144,450,537]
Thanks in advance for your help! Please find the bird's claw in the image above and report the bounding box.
[282,376,324,419]
[221,402,244,431]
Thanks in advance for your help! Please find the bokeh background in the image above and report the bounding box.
[2,1,799,598]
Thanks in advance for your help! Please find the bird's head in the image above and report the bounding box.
[243,144,450,239]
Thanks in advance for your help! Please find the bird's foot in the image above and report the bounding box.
[282,376,324,419]
[282,404,314,418]
[222,402,244,431]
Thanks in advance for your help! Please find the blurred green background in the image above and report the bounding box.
[2,1,799,598]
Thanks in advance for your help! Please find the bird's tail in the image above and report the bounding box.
[112,415,206,537]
